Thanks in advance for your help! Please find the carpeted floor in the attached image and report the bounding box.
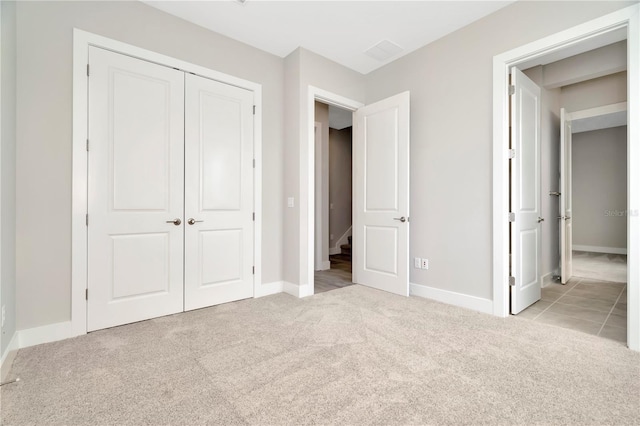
[1,285,639,425]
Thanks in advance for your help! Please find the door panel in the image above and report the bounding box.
[560,108,573,283]
[88,47,185,331]
[510,68,542,314]
[354,92,410,296]
[184,74,254,311]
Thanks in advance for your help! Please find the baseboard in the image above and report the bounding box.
[283,282,313,298]
[321,260,331,270]
[1,332,19,382]
[573,245,627,255]
[542,271,559,288]
[18,321,73,349]
[329,247,341,255]
[410,283,493,315]
[254,281,284,298]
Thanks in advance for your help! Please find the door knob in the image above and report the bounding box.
[393,216,406,223]
[538,217,545,223]
[557,216,571,220]
[187,218,204,225]
[166,218,181,226]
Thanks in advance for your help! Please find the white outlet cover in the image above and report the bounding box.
[421,258,429,269]
[287,197,295,208]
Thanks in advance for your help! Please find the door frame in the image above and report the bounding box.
[71,29,263,337]
[492,5,640,350]
[306,86,363,296]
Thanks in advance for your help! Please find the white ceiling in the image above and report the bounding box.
[143,0,515,74]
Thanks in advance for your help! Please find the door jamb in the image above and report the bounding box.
[492,5,640,350]
[72,29,263,337]
[306,86,363,296]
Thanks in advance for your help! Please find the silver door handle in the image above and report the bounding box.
[187,218,204,225]
[166,218,181,226]
[557,216,571,220]
[549,191,561,196]
[538,217,544,223]
[393,217,406,223]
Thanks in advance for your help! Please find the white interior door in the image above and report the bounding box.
[87,47,185,331]
[510,68,542,314]
[184,74,254,311]
[353,92,410,296]
[560,108,573,283]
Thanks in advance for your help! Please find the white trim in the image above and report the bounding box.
[492,5,640,350]
[306,86,363,297]
[573,245,628,255]
[283,281,313,298]
[410,283,493,315]
[567,101,627,121]
[320,260,331,270]
[72,29,263,337]
[254,281,284,298]
[0,333,18,382]
[18,321,73,349]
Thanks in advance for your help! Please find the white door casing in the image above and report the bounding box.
[87,47,185,331]
[560,108,573,284]
[353,91,410,297]
[184,73,255,311]
[510,68,542,314]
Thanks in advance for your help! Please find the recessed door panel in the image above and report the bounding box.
[199,92,243,211]
[364,226,398,276]
[111,233,169,299]
[199,230,242,287]
[88,47,185,331]
[111,72,171,211]
[184,74,254,311]
[365,109,398,212]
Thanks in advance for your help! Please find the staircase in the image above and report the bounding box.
[339,236,352,260]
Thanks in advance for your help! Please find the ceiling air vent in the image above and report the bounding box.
[364,40,404,62]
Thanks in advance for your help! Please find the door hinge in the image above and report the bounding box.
[252,266,255,275]
[253,105,256,115]
[508,212,515,222]
[508,149,516,159]
[86,139,89,152]
[253,159,256,168]
[252,212,255,221]
[86,214,89,226]
[87,64,90,77]
[509,276,516,287]
[509,85,515,95]
[85,289,88,300]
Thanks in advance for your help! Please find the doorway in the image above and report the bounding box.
[314,101,354,294]
[492,5,639,350]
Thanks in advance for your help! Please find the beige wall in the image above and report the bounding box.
[15,1,284,330]
[573,127,627,250]
[329,127,352,250]
[1,0,17,354]
[364,1,634,300]
[283,48,365,287]
[561,71,627,112]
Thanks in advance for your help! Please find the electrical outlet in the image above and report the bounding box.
[1,305,5,328]
[421,258,429,269]
[414,257,421,268]
[287,197,295,208]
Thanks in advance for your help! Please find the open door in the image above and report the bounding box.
[510,69,542,314]
[560,108,573,284]
[353,92,410,296]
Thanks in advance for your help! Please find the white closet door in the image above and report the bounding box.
[87,47,185,331]
[184,74,254,311]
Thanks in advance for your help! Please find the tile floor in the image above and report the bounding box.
[518,277,627,343]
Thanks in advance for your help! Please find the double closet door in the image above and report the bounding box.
[87,47,254,332]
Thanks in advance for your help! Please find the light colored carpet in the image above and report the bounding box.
[1,285,639,425]
[572,251,627,283]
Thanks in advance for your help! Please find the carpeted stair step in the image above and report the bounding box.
[340,244,351,256]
